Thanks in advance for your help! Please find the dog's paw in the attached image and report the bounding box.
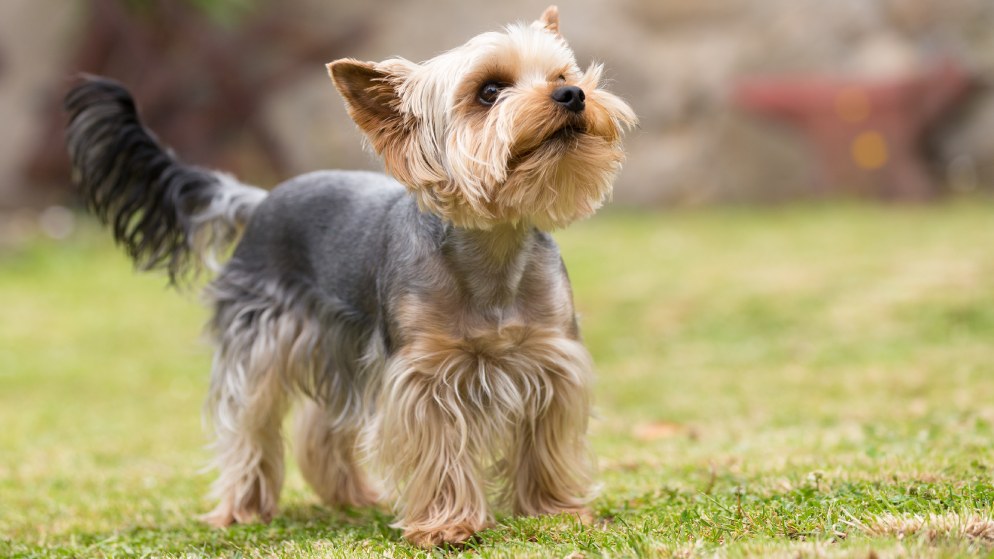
[345,485,382,509]
[200,498,276,528]
[319,479,382,510]
[403,523,482,549]
[200,501,237,528]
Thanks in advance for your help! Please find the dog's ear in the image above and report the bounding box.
[327,58,413,152]
[533,5,561,37]
[328,58,444,188]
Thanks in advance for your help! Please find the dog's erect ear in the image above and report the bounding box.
[533,5,561,37]
[327,58,411,150]
[328,58,443,188]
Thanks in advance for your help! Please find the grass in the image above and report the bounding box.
[2,202,994,558]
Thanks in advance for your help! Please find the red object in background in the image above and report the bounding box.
[734,60,973,200]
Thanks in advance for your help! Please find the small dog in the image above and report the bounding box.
[65,6,635,548]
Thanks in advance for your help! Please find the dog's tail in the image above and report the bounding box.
[65,76,267,284]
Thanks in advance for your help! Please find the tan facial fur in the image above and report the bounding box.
[328,8,636,230]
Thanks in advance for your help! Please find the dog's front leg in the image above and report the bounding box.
[374,350,492,548]
[507,341,595,518]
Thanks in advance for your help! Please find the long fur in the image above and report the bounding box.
[368,316,594,545]
[65,76,266,283]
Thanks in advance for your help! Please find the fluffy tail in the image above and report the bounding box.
[65,76,267,284]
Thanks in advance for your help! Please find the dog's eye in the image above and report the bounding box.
[557,74,566,82]
[477,81,506,106]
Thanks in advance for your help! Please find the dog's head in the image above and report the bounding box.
[328,6,636,230]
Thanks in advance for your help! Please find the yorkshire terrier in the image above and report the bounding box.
[65,6,635,548]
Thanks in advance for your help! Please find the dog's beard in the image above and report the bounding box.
[497,130,623,230]
[445,121,624,231]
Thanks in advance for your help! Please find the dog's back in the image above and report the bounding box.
[227,170,409,315]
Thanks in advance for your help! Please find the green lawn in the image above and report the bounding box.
[2,203,994,558]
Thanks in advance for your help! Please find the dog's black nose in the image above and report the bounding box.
[551,85,585,113]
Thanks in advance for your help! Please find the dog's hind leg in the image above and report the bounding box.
[293,399,379,509]
[201,277,313,527]
[202,339,288,526]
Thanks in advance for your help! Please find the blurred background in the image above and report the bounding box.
[1,0,994,235]
[5,3,994,554]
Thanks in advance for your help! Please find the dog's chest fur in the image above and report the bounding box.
[376,220,588,427]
